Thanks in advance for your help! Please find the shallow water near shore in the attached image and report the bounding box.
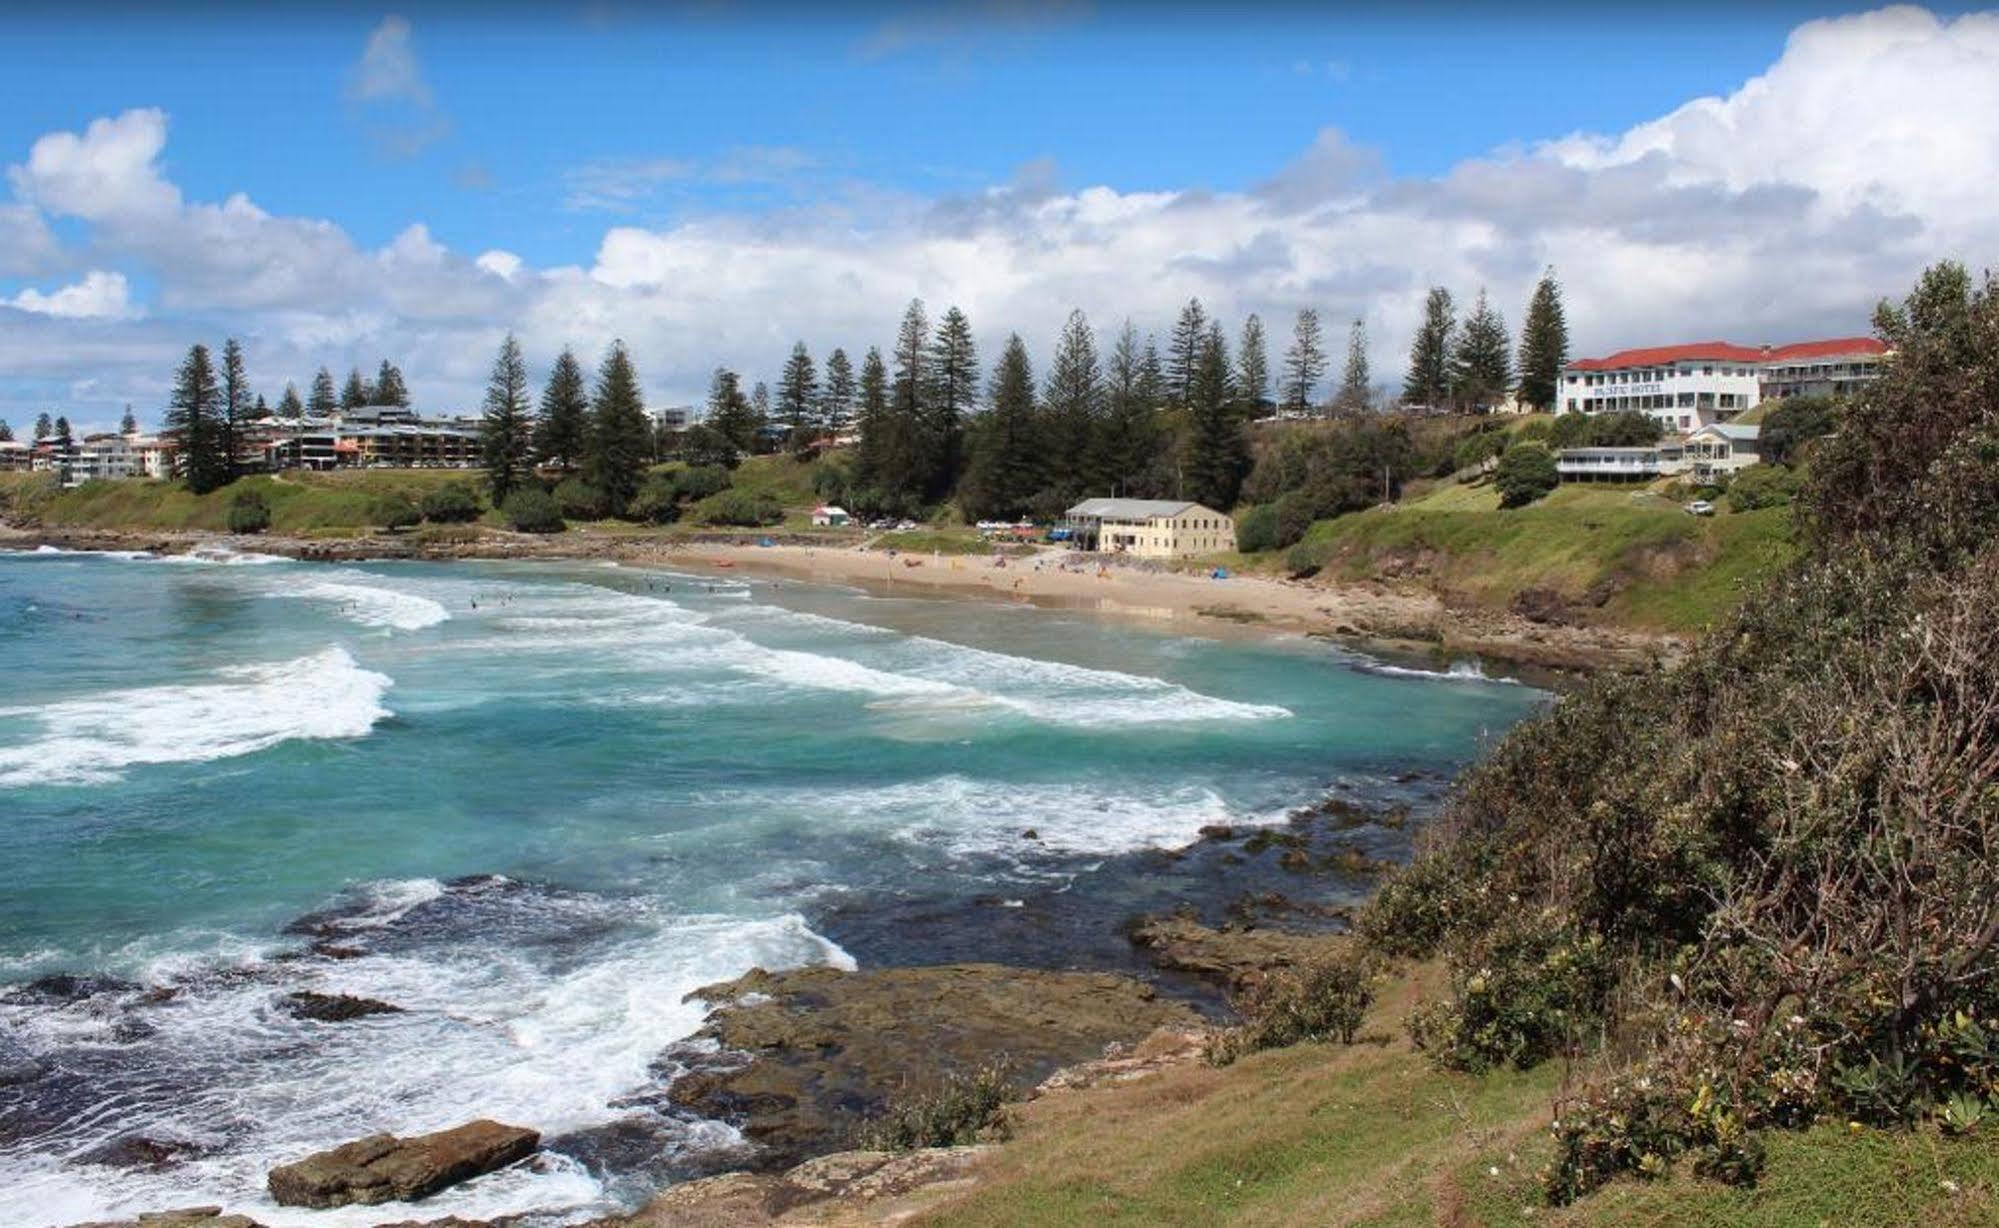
[0,547,1544,1226]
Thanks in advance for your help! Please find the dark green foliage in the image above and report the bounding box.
[420,482,482,523]
[701,489,784,527]
[1236,313,1270,417]
[1336,318,1371,413]
[534,347,590,470]
[480,334,535,504]
[1282,308,1326,415]
[857,1060,1017,1151]
[119,406,138,435]
[553,477,608,520]
[1242,418,1421,523]
[958,334,1041,521]
[34,412,50,440]
[1493,442,1558,507]
[1094,323,1169,499]
[374,360,409,407]
[1516,267,1570,411]
[628,475,683,525]
[819,347,856,437]
[586,340,651,517]
[277,384,304,420]
[308,367,338,418]
[1182,326,1249,511]
[679,423,739,470]
[1725,464,1801,512]
[1167,298,1207,406]
[925,306,977,496]
[1451,289,1511,411]
[370,492,421,529]
[225,489,271,534]
[340,367,372,410]
[1234,503,1279,554]
[1453,429,1507,474]
[1406,917,1615,1072]
[1758,394,1839,466]
[777,341,819,452]
[165,343,230,495]
[1040,309,1102,498]
[674,464,732,502]
[1403,287,1454,408]
[704,367,756,465]
[1209,947,1383,1066]
[502,486,564,533]
[1547,409,1663,449]
[0,420,12,443]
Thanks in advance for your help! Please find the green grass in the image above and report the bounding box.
[875,528,995,555]
[2,469,489,534]
[915,966,1999,1228]
[1286,483,1794,633]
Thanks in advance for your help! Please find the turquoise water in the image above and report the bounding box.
[0,546,1543,1225]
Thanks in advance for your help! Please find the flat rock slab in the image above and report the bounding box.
[266,1119,538,1209]
[664,963,1197,1164]
[66,1208,265,1228]
[597,1146,986,1227]
[281,991,403,1022]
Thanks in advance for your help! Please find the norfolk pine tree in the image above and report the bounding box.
[1167,298,1208,406]
[308,368,339,417]
[220,338,254,483]
[340,367,372,410]
[881,299,931,505]
[1095,322,1166,497]
[119,405,138,435]
[1516,267,1570,411]
[960,334,1041,521]
[34,412,52,440]
[820,348,856,437]
[479,334,535,504]
[587,340,651,516]
[1183,328,1249,511]
[0,420,12,442]
[277,384,304,419]
[705,367,758,462]
[166,344,229,494]
[853,347,891,494]
[535,347,590,469]
[1042,308,1104,496]
[777,342,819,453]
[1337,318,1371,413]
[1283,308,1328,415]
[1451,289,1512,411]
[1403,287,1456,409]
[1236,314,1270,420]
[925,306,977,497]
[375,360,411,408]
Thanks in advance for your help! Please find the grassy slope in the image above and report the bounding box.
[919,966,1999,1228]
[1289,484,1796,634]
[1,469,480,535]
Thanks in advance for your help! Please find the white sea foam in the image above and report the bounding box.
[1351,656,1519,685]
[275,579,452,631]
[0,647,392,787]
[154,546,289,566]
[0,892,851,1228]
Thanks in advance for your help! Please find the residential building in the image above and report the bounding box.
[1555,442,1688,482]
[0,440,32,472]
[810,504,850,527]
[66,433,145,485]
[1684,423,1763,483]
[1062,498,1235,558]
[1560,337,1888,432]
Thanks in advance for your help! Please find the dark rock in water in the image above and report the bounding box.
[17,973,138,1004]
[1126,914,1343,995]
[1020,828,1038,840]
[544,1110,754,1197]
[281,991,403,1022]
[1197,823,1239,841]
[73,1133,212,1170]
[662,963,1196,1167]
[266,1119,539,1209]
[64,1208,265,1228]
[311,943,368,961]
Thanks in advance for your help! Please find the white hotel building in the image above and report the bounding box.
[1559,338,1888,433]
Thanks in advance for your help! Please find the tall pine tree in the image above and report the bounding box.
[777,342,819,453]
[1283,308,1327,415]
[1451,288,1512,411]
[960,334,1041,521]
[34,412,51,440]
[340,367,372,410]
[479,334,535,503]
[1403,287,1456,409]
[1167,298,1208,406]
[308,368,339,418]
[278,384,304,420]
[820,348,856,436]
[924,306,977,498]
[375,360,410,407]
[1337,318,1372,413]
[534,347,590,469]
[1183,328,1249,511]
[1516,267,1570,411]
[587,340,650,516]
[853,347,890,496]
[120,405,138,435]
[1042,309,1104,496]
[220,338,253,483]
[1096,322,1166,497]
[0,420,12,442]
[881,299,931,506]
[1236,314,1270,420]
[165,344,229,494]
[705,367,757,461]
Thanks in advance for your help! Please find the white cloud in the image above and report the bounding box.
[6,5,1999,425]
[562,157,696,213]
[8,271,141,320]
[0,202,58,276]
[348,15,431,105]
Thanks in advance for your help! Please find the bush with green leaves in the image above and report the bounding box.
[856,1059,1017,1151]
[1406,915,1616,1073]
[701,489,784,527]
[420,482,481,523]
[1493,441,1558,507]
[1453,429,1507,475]
[553,477,607,520]
[1235,503,1279,554]
[628,475,683,525]
[1208,945,1383,1065]
[225,489,271,534]
[502,486,564,533]
[369,492,421,530]
[1724,463,1800,512]
[673,464,732,502]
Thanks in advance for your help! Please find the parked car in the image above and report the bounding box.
[1685,499,1716,516]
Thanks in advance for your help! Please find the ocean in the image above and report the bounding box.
[0,545,1545,1226]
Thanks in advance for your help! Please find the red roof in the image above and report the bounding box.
[1568,336,1886,372]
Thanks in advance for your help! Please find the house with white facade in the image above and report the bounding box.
[1684,423,1763,483]
[1560,337,1888,433]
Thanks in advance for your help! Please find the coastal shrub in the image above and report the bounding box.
[677,422,742,470]
[1284,535,1331,578]
[1493,442,1558,508]
[553,477,608,520]
[225,489,271,534]
[1235,503,1279,553]
[1724,463,1800,512]
[701,489,784,527]
[502,486,564,533]
[858,1059,1017,1151]
[1759,393,1839,466]
[1240,419,1421,516]
[369,492,421,530]
[1345,262,1999,1205]
[673,464,732,503]
[1454,429,1506,475]
[420,482,481,523]
[628,475,682,525]
[1209,945,1384,1065]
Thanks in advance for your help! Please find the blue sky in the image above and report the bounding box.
[2,3,1996,427]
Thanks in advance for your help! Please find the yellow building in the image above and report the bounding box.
[1064,498,1236,558]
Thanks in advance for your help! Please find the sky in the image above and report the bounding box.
[1,1,1996,431]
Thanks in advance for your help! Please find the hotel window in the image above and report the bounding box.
[1703,366,1714,375]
